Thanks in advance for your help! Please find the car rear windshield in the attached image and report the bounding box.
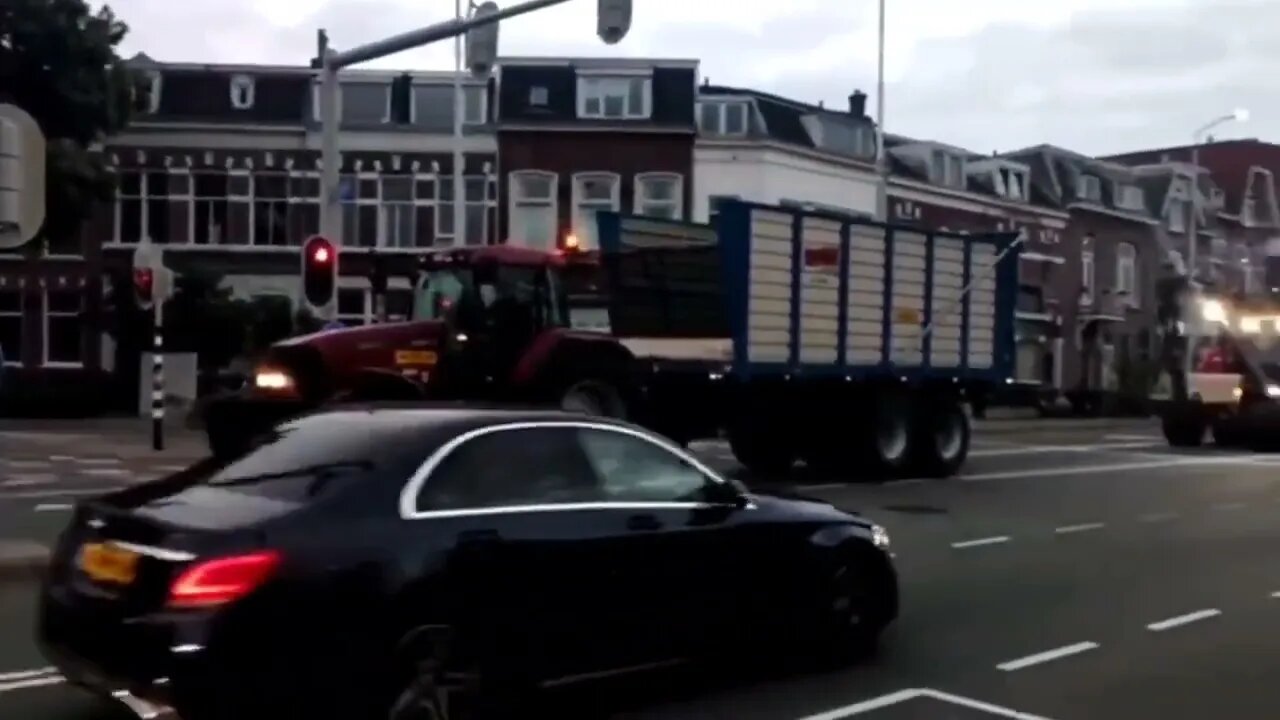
[195,412,419,501]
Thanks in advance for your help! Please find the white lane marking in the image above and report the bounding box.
[1,474,56,487]
[154,464,189,473]
[1212,502,1246,511]
[0,675,65,694]
[1139,512,1180,523]
[960,457,1241,483]
[0,487,122,501]
[0,667,56,682]
[48,455,73,462]
[73,457,121,465]
[1270,591,1280,599]
[951,536,1010,549]
[967,441,1157,457]
[996,641,1100,671]
[1146,609,1222,632]
[3,460,51,469]
[34,503,73,512]
[1106,434,1162,441]
[82,467,129,477]
[1054,522,1105,535]
[796,688,1058,720]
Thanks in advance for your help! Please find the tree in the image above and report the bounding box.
[1,0,137,247]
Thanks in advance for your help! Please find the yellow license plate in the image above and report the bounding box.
[395,350,437,365]
[77,543,139,585]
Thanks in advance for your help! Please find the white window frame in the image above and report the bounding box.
[508,170,559,250]
[576,73,652,120]
[1001,168,1027,201]
[229,74,255,110]
[336,284,372,326]
[529,85,549,107]
[634,173,684,220]
[1167,198,1187,233]
[463,85,487,125]
[380,175,417,249]
[1117,184,1144,211]
[932,151,965,189]
[41,288,84,368]
[1080,236,1095,307]
[1116,242,1137,307]
[697,101,749,136]
[0,288,22,367]
[571,172,621,251]
[144,71,162,114]
[1077,175,1103,202]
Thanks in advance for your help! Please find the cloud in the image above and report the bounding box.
[104,0,1276,156]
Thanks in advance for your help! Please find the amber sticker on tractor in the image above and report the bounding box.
[394,350,438,365]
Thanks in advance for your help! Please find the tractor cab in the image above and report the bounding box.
[409,244,607,397]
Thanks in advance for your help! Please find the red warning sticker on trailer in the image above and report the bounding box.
[803,245,840,270]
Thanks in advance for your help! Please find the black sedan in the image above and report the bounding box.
[37,407,898,719]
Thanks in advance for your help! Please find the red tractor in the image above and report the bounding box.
[201,244,637,458]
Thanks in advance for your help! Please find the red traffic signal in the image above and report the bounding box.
[301,235,337,308]
[133,267,155,309]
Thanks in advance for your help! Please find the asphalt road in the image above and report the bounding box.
[5,419,1280,719]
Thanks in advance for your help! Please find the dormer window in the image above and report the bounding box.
[931,150,964,188]
[1077,174,1103,202]
[1167,198,1187,232]
[133,70,162,114]
[1117,184,1144,211]
[529,85,549,107]
[577,73,652,120]
[995,167,1027,201]
[229,74,255,110]
[698,100,748,135]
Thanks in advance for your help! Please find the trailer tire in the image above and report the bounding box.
[851,391,914,481]
[1162,410,1205,448]
[910,397,971,478]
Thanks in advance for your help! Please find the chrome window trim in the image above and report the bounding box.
[397,420,746,521]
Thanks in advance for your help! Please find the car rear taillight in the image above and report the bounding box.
[167,550,281,609]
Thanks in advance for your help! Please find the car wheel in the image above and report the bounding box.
[814,554,887,662]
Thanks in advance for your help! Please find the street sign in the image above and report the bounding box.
[0,104,47,250]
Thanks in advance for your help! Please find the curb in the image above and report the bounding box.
[0,541,50,586]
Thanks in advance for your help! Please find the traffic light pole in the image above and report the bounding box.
[316,0,575,253]
[151,301,165,451]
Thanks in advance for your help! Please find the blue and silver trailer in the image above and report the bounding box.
[596,200,1021,479]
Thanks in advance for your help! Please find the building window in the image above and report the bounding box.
[995,167,1027,201]
[577,75,651,119]
[137,70,161,114]
[435,174,495,247]
[113,169,182,245]
[931,151,964,188]
[1117,184,1144,211]
[634,173,684,219]
[0,289,22,366]
[381,176,415,248]
[339,174,381,248]
[288,172,321,245]
[412,174,436,248]
[571,173,620,250]
[1080,235,1095,307]
[253,172,290,246]
[193,171,234,245]
[1077,175,1102,202]
[529,85,549,107]
[43,289,83,367]
[463,86,486,124]
[1167,198,1186,232]
[697,101,748,135]
[508,171,558,251]
[1117,242,1137,306]
[229,74,255,109]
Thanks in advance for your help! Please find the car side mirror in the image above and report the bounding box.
[704,481,748,508]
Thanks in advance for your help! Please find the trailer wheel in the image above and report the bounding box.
[911,398,971,478]
[849,392,913,481]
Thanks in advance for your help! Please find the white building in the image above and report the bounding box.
[692,86,880,222]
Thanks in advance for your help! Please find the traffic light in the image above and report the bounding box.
[302,235,337,308]
[133,267,155,310]
[596,0,632,44]
[465,1,500,78]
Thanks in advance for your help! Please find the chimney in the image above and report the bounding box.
[848,90,867,116]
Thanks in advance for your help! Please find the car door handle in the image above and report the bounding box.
[457,529,501,545]
[626,514,662,532]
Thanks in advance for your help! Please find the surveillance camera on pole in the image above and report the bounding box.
[596,0,632,45]
[465,1,500,78]
[0,103,46,250]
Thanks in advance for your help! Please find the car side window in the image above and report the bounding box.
[416,427,601,512]
[576,428,714,504]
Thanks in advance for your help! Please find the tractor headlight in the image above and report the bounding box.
[254,369,293,390]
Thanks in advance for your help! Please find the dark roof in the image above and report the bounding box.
[699,83,869,151]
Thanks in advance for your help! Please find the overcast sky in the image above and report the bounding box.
[105,0,1273,157]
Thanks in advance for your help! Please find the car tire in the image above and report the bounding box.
[812,551,890,663]
[1162,410,1205,447]
[387,626,535,720]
